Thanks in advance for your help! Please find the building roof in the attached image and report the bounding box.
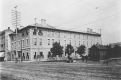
[9,23,101,36]
[30,23,56,29]
[94,44,107,49]
[0,27,13,35]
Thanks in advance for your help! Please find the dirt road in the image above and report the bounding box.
[0,61,121,80]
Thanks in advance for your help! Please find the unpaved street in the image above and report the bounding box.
[0,61,121,80]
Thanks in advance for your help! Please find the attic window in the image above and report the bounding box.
[11,36,14,40]
[38,30,43,36]
[26,30,28,35]
[22,33,24,37]
[33,29,37,35]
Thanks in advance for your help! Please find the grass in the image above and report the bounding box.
[0,59,121,80]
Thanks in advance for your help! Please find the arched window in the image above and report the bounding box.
[33,29,37,35]
[34,52,36,59]
[23,53,25,60]
[48,52,51,58]
[26,52,29,59]
[40,52,44,58]
[38,30,43,36]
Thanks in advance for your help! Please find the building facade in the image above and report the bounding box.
[0,27,13,61]
[9,19,101,61]
[89,45,107,60]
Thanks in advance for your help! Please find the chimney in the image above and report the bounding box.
[90,29,93,33]
[41,19,46,26]
[87,28,90,32]
[8,27,10,30]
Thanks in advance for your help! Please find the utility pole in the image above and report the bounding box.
[35,18,38,61]
[12,6,21,63]
[99,29,102,45]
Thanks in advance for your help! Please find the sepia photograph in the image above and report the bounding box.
[0,0,121,80]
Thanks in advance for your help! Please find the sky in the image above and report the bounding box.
[0,0,121,45]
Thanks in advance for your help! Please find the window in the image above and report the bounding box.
[23,53,25,60]
[33,29,37,35]
[40,52,44,58]
[26,30,28,35]
[52,31,54,36]
[34,38,37,45]
[48,52,51,58]
[83,35,84,40]
[75,40,76,46]
[22,33,24,37]
[22,40,24,47]
[26,39,28,46]
[40,38,42,45]
[34,52,36,59]
[91,42,92,46]
[52,39,54,45]
[87,41,88,46]
[69,40,71,45]
[64,40,66,46]
[69,33,71,38]
[19,41,21,48]
[58,32,60,38]
[15,42,16,49]
[58,39,60,44]
[48,39,50,45]
[38,30,43,36]
[26,52,29,59]
[12,42,13,49]
[83,41,84,45]
[74,35,76,39]
[79,41,81,46]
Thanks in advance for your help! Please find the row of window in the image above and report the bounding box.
[32,29,100,40]
[34,52,44,59]
[12,38,29,50]
[33,38,42,45]
[49,39,98,47]
[33,38,99,47]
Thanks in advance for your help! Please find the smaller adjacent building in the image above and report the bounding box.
[89,44,107,60]
[0,27,13,61]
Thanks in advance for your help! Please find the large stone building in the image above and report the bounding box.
[0,27,13,61]
[9,19,101,61]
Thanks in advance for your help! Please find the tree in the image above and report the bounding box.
[50,42,63,58]
[65,44,74,60]
[113,45,121,57]
[105,45,112,59]
[77,45,86,57]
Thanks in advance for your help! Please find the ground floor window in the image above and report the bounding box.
[34,52,36,59]
[26,52,29,59]
[12,54,14,60]
[18,53,21,58]
[40,52,44,58]
[48,52,51,58]
[23,53,25,60]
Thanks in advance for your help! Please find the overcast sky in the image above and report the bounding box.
[0,0,121,45]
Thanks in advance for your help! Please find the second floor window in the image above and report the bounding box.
[40,38,42,45]
[48,39,50,45]
[22,40,24,47]
[52,39,54,45]
[26,39,28,46]
[79,41,81,46]
[69,40,71,45]
[34,38,37,45]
